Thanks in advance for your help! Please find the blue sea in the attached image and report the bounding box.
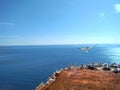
[0,44,120,90]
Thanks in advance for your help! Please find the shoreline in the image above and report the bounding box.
[36,62,120,90]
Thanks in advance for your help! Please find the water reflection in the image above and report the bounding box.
[105,47,120,64]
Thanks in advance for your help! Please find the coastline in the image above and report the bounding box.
[36,63,120,90]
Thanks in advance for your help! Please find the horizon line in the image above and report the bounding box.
[0,43,120,46]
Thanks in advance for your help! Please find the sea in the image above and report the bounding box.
[0,44,120,90]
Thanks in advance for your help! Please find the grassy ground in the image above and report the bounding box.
[38,68,120,90]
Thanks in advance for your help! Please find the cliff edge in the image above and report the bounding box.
[36,64,120,90]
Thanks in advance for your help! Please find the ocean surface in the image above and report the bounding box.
[0,44,120,90]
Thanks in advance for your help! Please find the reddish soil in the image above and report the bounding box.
[37,69,120,90]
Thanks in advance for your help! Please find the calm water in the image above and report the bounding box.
[0,44,120,90]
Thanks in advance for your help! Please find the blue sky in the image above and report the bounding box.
[0,0,120,45]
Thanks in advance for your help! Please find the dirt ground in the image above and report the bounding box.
[37,68,120,90]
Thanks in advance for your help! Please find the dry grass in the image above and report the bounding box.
[38,69,120,90]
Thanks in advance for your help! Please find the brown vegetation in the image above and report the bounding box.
[37,68,120,90]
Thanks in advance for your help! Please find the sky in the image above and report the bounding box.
[0,0,120,45]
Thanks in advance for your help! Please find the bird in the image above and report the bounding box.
[78,45,97,52]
